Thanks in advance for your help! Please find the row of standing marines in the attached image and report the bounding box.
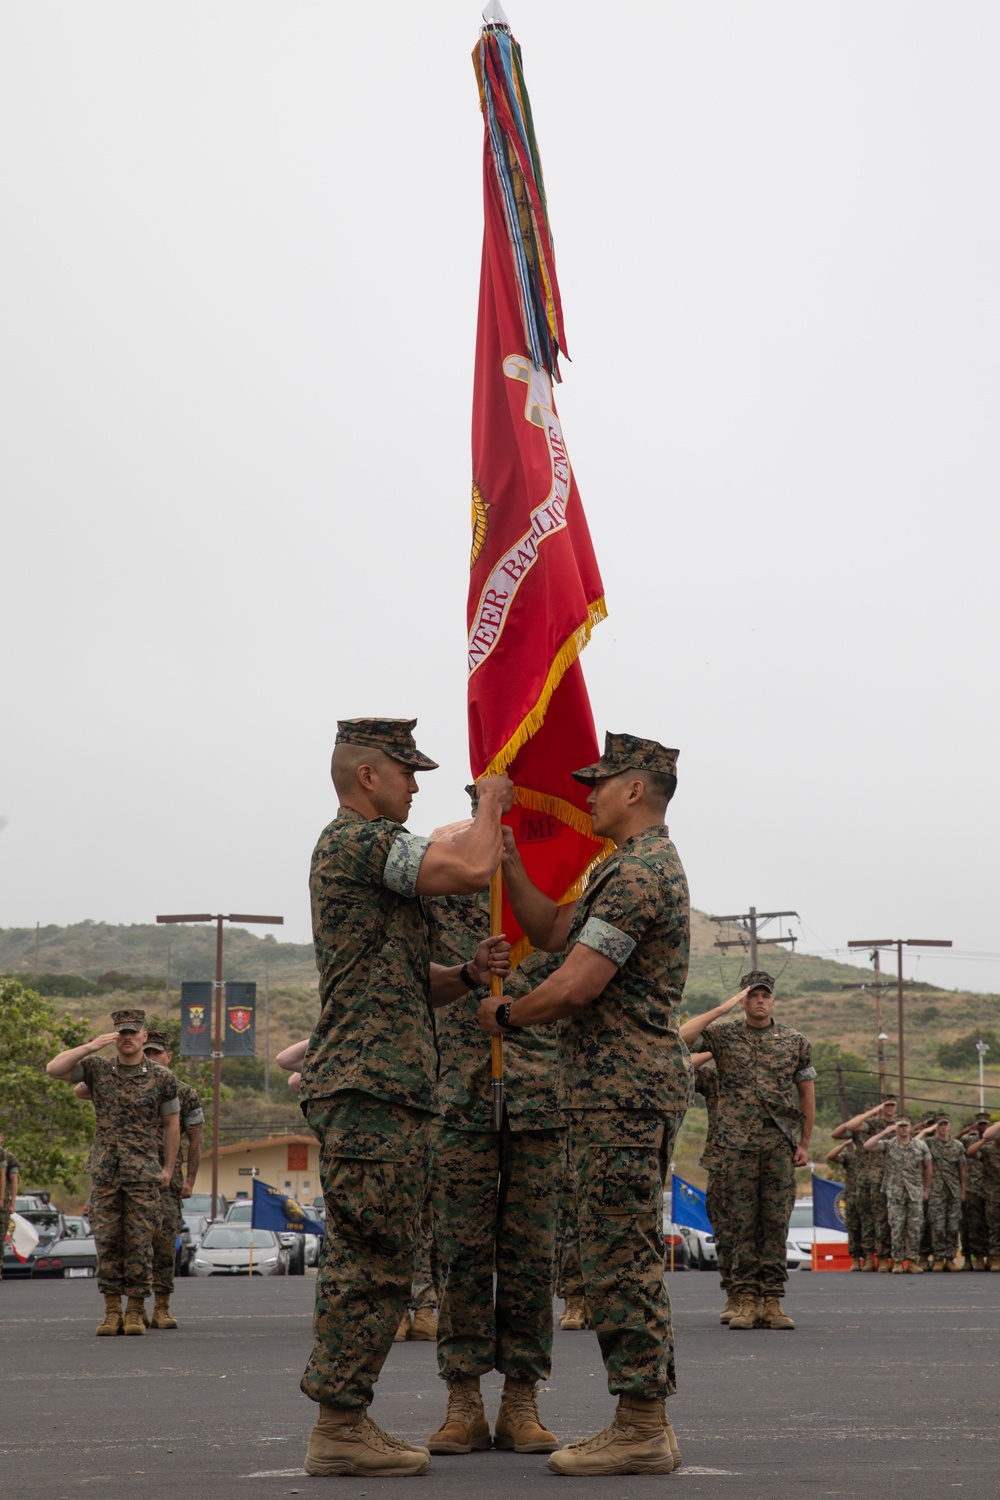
[34,716,848,1477]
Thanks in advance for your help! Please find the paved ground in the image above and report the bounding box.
[2,1269,997,1497]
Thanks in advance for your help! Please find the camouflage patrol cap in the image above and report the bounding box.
[144,1030,169,1052]
[977,1111,991,1122]
[335,718,439,771]
[882,1094,897,1104]
[572,732,679,786]
[740,970,776,994]
[111,1008,146,1033]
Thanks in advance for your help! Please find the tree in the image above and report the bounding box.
[937,1031,1000,1073]
[0,977,94,1190]
[811,1042,878,1128]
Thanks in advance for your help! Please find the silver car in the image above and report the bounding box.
[191,1226,288,1276]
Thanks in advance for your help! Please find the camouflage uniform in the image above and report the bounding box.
[694,1060,731,1289]
[850,1115,893,1259]
[873,1136,931,1264]
[961,1132,988,1262]
[703,1009,816,1302]
[428,891,564,1384]
[299,719,440,1412]
[926,1135,965,1260]
[555,1137,585,1303]
[976,1139,1000,1259]
[69,1054,179,1298]
[151,1077,205,1295]
[560,737,693,1401]
[839,1144,863,1261]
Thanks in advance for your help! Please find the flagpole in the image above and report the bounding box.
[490,868,504,1129]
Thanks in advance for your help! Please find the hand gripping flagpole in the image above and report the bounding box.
[490,868,504,1129]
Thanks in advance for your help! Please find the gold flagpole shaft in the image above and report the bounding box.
[490,867,504,1130]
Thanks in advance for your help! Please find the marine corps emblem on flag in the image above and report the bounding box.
[228,1008,252,1033]
[834,1189,847,1226]
[187,1005,205,1033]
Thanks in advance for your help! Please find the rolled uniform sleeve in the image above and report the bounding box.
[576,916,636,968]
[184,1105,206,1128]
[383,832,431,896]
[160,1096,180,1119]
[793,1035,817,1085]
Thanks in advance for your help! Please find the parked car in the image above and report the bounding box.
[786,1196,848,1270]
[662,1215,692,1271]
[680,1224,718,1270]
[175,1218,196,1277]
[225,1200,308,1275]
[183,1192,228,1219]
[13,1195,48,1215]
[3,1207,98,1280]
[191,1226,288,1277]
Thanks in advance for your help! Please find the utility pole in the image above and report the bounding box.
[709,907,799,971]
[156,911,283,1211]
[873,948,886,1097]
[164,943,171,1023]
[847,937,952,1114]
[977,1040,990,1111]
[263,962,271,1098]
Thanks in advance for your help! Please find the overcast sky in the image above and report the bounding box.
[3,2,998,997]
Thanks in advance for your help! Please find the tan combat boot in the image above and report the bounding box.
[908,1262,925,1274]
[150,1293,178,1329]
[891,1264,904,1274]
[989,1256,1000,1272]
[393,1308,412,1342]
[918,1255,931,1271]
[862,1254,876,1272]
[427,1375,491,1454]
[727,1294,762,1330]
[759,1297,795,1330]
[931,1259,945,1272]
[943,1258,958,1272]
[547,1395,676,1476]
[96,1294,124,1337]
[305,1405,430,1476]
[849,1258,862,1272]
[558,1294,588,1330]
[494,1377,557,1453]
[719,1292,740,1323]
[410,1307,437,1341]
[876,1257,892,1273]
[123,1296,147,1336]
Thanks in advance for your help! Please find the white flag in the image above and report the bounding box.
[5,1211,40,1261]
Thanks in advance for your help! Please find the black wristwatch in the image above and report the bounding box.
[495,1001,517,1030]
[459,963,478,990]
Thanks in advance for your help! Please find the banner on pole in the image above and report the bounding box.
[179,982,212,1056]
[224,982,256,1057]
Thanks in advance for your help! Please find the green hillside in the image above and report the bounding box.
[3,913,999,1199]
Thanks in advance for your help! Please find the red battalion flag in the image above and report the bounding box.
[469,19,609,962]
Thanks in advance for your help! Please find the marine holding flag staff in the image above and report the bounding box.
[297,717,513,1480]
[479,732,691,1478]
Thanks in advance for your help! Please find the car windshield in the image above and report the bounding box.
[201,1228,277,1250]
[186,1194,223,1214]
[25,1211,62,1241]
[789,1205,813,1229]
[227,1203,252,1222]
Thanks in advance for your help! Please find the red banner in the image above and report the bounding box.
[469,26,609,960]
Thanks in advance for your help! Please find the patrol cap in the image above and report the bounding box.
[740,971,776,994]
[112,1008,146,1033]
[895,1117,912,1127]
[977,1111,991,1122]
[935,1114,950,1124]
[572,732,679,786]
[882,1094,897,1104]
[335,718,438,771]
[144,1030,169,1053]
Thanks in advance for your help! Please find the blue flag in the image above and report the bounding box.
[811,1174,847,1232]
[252,1177,324,1236]
[670,1175,713,1235]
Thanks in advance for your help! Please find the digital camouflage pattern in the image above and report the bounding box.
[408,1185,438,1311]
[302,1091,430,1409]
[839,1143,864,1260]
[72,1056,180,1185]
[89,1182,163,1298]
[555,1136,584,1300]
[712,1123,795,1298]
[334,715,439,771]
[694,1060,732,1289]
[974,1139,1000,1258]
[849,1114,893,1256]
[559,825,692,1114]
[432,1118,562,1381]
[702,1018,816,1151]
[570,1109,678,1398]
[301,807,437,1114]
[961,1135,988,1261]
[875,1136,932,1199]
[571,731,679,785]
[927,1135,966,1257]
[152,1077,205,1295]
[426,891,562,1129]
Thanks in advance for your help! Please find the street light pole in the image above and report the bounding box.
[976,1040,990,1111]
[156,911,283,1211]
[847,937,952,1114]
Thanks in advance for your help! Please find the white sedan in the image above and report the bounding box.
[786,1197,849,1270]
[191,1226,288,1277]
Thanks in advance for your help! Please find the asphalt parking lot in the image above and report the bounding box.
[2,1270,997,1497]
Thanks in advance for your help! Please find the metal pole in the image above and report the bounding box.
[264,963,270,1098]
[896,939,905,1114]
[749,907,758,971]
[164,944,171,1022]
[977,1041,989,1110]
[490,868,504,1129]
[874,949,886,1096]
[211,915,224,1214]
